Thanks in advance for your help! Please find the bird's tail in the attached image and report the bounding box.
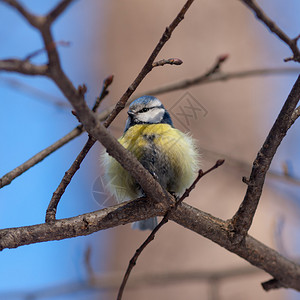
[132,217,158,230]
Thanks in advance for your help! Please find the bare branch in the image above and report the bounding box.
[92,75,114,113]
[3,0,166,205]
[24,40,71,61]
[171,204,300,291]
[46,0,75,25]
[117,160,224,300]
[240,0,300,62]
[0,126,83,189]
[45,137,95,222]
[1,0,42,28]
[1,63,299,190]
[0,197,164,251]
[230,75,300,241]
[45,75,113,223]
[139,53,227,97]
[46,0,196,208]
[202,146,300,187]
[141,67,300,97]
[0,59,48,75]
[103,0,195,128]
[0,198,300,291]
[41,26,61,70]
[2,0,73,68]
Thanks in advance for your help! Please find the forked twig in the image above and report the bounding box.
[117,159,225,300]
[230,75,300,242]
[240,0,300,62]
[45,75,113,222]
[103,0,195,128]
[1,59,299,190]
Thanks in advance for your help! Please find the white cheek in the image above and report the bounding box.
[148,110,164,122]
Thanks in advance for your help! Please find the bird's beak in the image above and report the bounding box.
[127,111,134,118]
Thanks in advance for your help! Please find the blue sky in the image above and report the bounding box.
[0,1,300,299]
[0,1,111,299]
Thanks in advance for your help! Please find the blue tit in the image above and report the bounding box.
[101,95,200,230]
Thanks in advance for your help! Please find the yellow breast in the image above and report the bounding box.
[102,124,200,202]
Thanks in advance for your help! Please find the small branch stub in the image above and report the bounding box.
[152,58,183,68]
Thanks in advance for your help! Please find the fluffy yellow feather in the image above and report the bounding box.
[102,123,199,202]
[100,95,200,230]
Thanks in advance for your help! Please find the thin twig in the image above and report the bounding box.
[46,0,75,25]
[24,40,71,61]
[0,125,83,189]
[1,0,40,28]
[1,194,300,290]
[0,189,300,291]
[0,59,48,75]
[45,137,95,222]
[103,0,195,128]
[1,64,299,190]
[2,0,300,294]
[141,67,300,97]
[202,146,300,187]
[230,75,300,242]
[240,0,300,62]
[117,160,225,300]
[44,0,196,208]
[0,108,111,189]
[92,75,114,112]
[45,75,113,222]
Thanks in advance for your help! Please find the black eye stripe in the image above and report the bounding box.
[138,106,162,113]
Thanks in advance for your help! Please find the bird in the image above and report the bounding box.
[101,95,200,230]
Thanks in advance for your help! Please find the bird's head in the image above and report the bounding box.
[124,96,173,132]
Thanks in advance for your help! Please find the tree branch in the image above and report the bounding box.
[2,1,300,292]
[0,125,83,189]
[171,204,300,291]
[103,0,195,128]
[240,0,300,62]
[46,0,75,25]
[0,198,300,291]
[141,67,300,97]
[230,75,300,241]
[117,160,224,300]
[2,0,174,214]
[0,105,113,189]
[0,59,48,75]
[45,75,113,223]
[1,65,299,189]
[1,0,42,28]
[46,0,196,209]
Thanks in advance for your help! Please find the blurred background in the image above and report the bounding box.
[0,0,300,299]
